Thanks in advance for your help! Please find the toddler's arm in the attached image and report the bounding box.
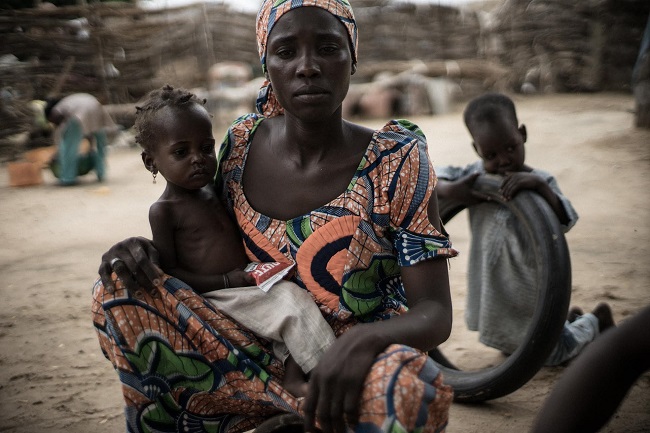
[164,267,254,293]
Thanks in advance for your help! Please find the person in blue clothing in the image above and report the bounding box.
[45,93,115,185]
[435,92,615,366]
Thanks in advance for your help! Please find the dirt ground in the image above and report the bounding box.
[0,93,648,432]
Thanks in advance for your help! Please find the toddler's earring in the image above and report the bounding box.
[152,170,157,184]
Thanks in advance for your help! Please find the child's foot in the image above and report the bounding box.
[567,306,584,323]
[592,302,615,333]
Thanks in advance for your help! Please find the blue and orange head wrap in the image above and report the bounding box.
[255,0,358,117]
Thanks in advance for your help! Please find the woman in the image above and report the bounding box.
[95,1,457,432]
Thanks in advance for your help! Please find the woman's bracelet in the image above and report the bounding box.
[223,273,230,289]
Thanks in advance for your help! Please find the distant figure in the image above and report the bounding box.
[633,14,650,128]
[531,305,650,433]
[436,92,614,366]
[45,93,115,185]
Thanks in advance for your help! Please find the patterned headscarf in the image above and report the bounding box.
[255,0,358,117]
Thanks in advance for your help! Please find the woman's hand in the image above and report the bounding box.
[98,236,163,294]
[302,323,386,433]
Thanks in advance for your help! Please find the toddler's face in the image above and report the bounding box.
[472,120,526,175]
[149,103,217,190]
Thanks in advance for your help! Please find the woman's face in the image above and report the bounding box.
[265,7,354,121]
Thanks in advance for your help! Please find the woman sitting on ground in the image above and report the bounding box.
[93,1,457,432]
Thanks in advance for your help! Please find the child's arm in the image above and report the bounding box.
[500,172,570,225]
[167,267,254,294]
[436,172,492,207]
[149,203,254,293]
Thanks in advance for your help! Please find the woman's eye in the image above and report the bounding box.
[275,48,293,59]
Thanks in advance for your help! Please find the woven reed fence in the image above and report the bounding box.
[1,0,648,161]
[491,0,649,93]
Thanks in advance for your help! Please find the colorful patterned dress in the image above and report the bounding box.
[92,114,456,433]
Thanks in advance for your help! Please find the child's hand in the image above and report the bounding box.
[449,172,492,206]
[226,269,256,288]
[500,172,544,200]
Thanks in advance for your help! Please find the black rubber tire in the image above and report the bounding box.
[429,174,572,402]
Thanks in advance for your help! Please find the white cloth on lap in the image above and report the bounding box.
[203,280,336,373]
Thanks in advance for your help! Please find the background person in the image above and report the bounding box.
[530,305,650,433]
[45,93,115,185]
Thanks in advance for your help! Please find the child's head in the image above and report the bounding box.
[135,85,217,190]
[463,93,527,175]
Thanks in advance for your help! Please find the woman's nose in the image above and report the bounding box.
[296,52,320,78]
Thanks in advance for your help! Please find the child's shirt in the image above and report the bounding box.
[436,161,578,354]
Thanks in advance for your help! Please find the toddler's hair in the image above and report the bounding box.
[463,92,519,130]
[134,84,206,151]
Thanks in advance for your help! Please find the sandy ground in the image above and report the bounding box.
[0,93,648,432]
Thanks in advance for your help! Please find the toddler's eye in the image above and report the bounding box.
[202,143,215,153]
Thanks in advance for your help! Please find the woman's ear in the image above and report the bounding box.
[519,124,527,143]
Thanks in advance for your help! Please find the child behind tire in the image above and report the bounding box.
[435,92,614,366]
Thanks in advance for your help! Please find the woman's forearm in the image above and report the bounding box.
[365,299,452,353]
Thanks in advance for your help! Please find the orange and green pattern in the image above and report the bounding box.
[92,115,456,432]
[219,115,457,323]
[92,276,453,433]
